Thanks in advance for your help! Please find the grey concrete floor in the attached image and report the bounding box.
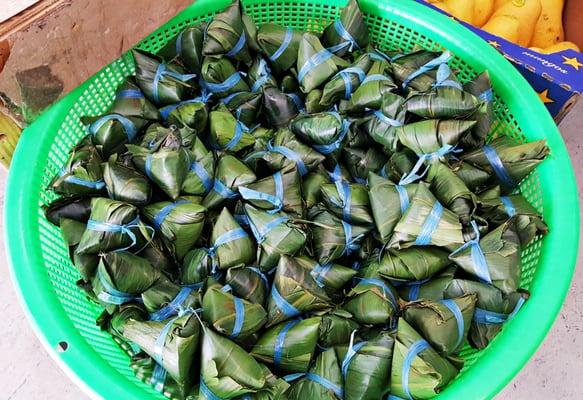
[1,126,582,399]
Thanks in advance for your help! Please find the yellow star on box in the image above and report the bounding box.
[488,40,501,48]
[562,56,583,71]
[538,89,554,104]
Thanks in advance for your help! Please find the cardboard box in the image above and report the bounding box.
[416,1,583,120]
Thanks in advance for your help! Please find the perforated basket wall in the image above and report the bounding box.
[7,0,577,399]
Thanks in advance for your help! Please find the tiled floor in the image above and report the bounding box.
[1,126,582,399]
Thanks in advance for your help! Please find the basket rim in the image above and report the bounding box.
[4,0,580,399]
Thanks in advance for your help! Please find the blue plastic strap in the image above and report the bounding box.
[86,215,142,253]
[212,178,238,199]
[334,179,352,222]
[251,59,272,92]
[310,263,332,288]
[274,319,302,367]
[249,267,269,288]
[297,43,347,83]
[220,91,243,105]
[160,99,203,120]
[226,32,247,57]
[60,169,105,189]
[342,333,367,377]
[231,296,245,338]
[117,89,144,99]
[96,267,137,305]
[379,164,388,179]
[479,88,493,103]
[362,74,390,84]
[449,220,492,283]
[153,316,178,364]
[313,119,349,155]
[474,297,525,324]
[267,141,308,176]
[305,373,344,398]
[150,286,195,321]
[190,161,213,194]
[271,285,301,319]
[408,284,421,301]
[333,19,359,51]
[239,172,284,213]
[152,63,197,104]
[341,220,361,256]
[414,202,444,246]
[402,339,431,400]
[234,213,250,227]
[208,228,249,256]
[357,278,398,310]
[395,185,410,215]
[373,110,403,127]
[433,64,463,90]
[88,114,137,142]
[440,299,465,351]
[335,67,366,99]
[270,28,293,61]
[151,363,168,393]
[152,199,190,230]
[328,164,343,183]
[402,51,452,89]
[482,144,515,189]
[249,216,289,244]
[203,72,242,94]
[199,376,223,400]
[175,30,184,57]
[144,153,154,181]
[286,92,306,113]
[398,144,460,186]
[223,120,247,151]
[500,196,517,217]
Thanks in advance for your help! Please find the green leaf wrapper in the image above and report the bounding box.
[391,50,442,92]
[103,154,151,206]
[305,89,328,114]
[318,309,360,348]
[203,155,257,210]
[296,255,357,293]
[109,78,161,121]
[201,57,251,99]
[159,24,206,74]
[343,276,400,326]
[397,266,457,302]
[322,0,370,57]
[209,104,256,153]
[321,181,373,225]
[210,207,256,270]
[406,87,479,120]
[451,160,491,192]
[390,318,458,399]
[262,129,326,174]
[378,246,451,282]
[347,59,397,112]
[262,87,301,127]
[397,119,476,155]
[257,24,304,73]
[363,92,406,152]
[321,53,374,106]
[285,348,344,400]
[223,91,263,128]
[461,71,494,149]
[226,266,270,305]
[130,354,190,400]
[162,99,209,136]
[403,294,477,356]
[141,278,200,315]
[44,196,92,226]
[181,248,214,286]
[297,33,343,93]
[302,169,330,210]
[251,317,321,373]
[342,147,388,184]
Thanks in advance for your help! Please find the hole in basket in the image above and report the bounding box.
[56,341,69,352]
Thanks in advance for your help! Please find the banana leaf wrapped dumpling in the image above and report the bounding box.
[202,0,253,65]
[141,278,201,318]
[159,24,206,74]
[377,246,451,282]
[200,323,268,399]
[251,317,321,373]
[296,255,357,293]
[388,183,464,251]
[343,276,400,326]
[266,255,331,327]
[322,0,369,57]
[449,220,521,295]
[226,266,270,306]
[200,57,251,99]
[285,348,344,400]
[398,266,457,302]
[478,186,548,246]
[97,303,148,356]
[247,57,278,93]
[461,136,550,192]
[346,58,397,113]
[209,104,256,153]
[451,160,491,192]
[159,95,209,136]
[59,218,99,281]
[182,140,216,197]
[302,169,330,209]
[363,92,406,152]
[262,87,302,128]
[181,248,215,287]
[133,50,196,106]
[320,53,374,107]
[202,286,267,339]
[261,129,326,176]
[319,309,360,348]
[76,197,145,254]
[222,91,263,128]
[50,141,105,197]
[392,50,448,92]
[239,168,304,217]
[336,330,394,400]
[445,279,528,349]
[309,207,371,264]
[368,172,417,243]
[130,354,190,399]
[127,128,190,200]
[342,147,388,184]
[320,180,373,225]
[257,23,304,73]
[142,197,206,261]
[291,111,350,155]
[461,71,494,149]
[44,195,92,226]
[402,294,477,356]
[202,155,256,210]
[297,33,347,93]
[391,318,459,399]
[109,78,160,121]
[103,154,151,206]
[245,205,307,269]
[92,252,161,309]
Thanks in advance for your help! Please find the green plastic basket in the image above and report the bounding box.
[4,0,579,398]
